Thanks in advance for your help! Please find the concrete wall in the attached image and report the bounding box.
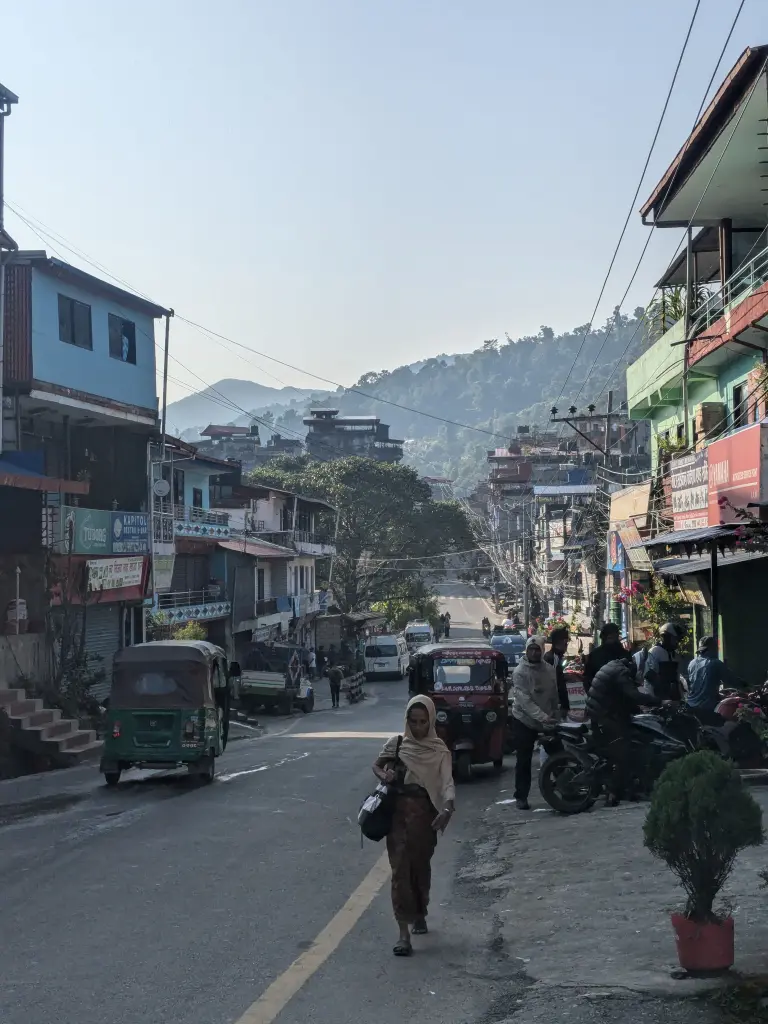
[0,633,47,685]
[31,268,158,411]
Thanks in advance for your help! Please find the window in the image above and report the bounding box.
[108,313,136,364]
[733,384,748,429]
[676,423,685,442]
[192,487,203,509]
[173,469,185,506]
[58,294,93,349]
[299,565,305,591]
[257,568,265,601]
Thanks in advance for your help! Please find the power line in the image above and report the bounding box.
[550,0,702,411]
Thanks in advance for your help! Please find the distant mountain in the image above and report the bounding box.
[165,379,331,436]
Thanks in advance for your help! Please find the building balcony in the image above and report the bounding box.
[256,597,278,617]
[154,500,231,540]
[231,527,335,556]
[689,245,768,368]
[156,589,232,624]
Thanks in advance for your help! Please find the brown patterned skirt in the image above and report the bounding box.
[386,788,437,923]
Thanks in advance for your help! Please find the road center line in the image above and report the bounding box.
[234,850,390,1024]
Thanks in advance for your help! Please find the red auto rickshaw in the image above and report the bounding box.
[409,640,509,781]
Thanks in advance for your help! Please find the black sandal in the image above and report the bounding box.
[412,920,428,935]
[393,940,413,956]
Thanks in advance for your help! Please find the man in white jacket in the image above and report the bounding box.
[510,635,559,810]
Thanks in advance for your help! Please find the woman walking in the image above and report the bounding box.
[373,695,455,956]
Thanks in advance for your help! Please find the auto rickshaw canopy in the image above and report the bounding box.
[111,641,230,710]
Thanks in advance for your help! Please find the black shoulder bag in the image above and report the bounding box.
[358,736,402,842]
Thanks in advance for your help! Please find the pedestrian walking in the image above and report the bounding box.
[373,695,455,957]
[443,611,451,638]
[509,635,559,810]
[328,664,343,708]
[308,647,317,681]
[438,613,445,638]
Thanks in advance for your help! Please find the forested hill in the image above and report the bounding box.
[333,306,650,493]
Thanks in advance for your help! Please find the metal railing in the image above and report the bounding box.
[690,244,768,338]
[158,588,227,609]
[153,499,229,526]
[229,527,334,549]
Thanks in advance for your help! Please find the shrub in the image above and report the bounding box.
[643,751,764,921]
[172,621,207,641]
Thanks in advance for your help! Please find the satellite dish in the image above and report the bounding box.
[153,479,171,498]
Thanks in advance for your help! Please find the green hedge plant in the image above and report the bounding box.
[643,751,763,921]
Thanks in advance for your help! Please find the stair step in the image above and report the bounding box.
[7,699,43,717]
[0,688,27,707]
[21,708,61,729]
[60,739,103,763]
[57,729,97,751]
[42,719,78,740]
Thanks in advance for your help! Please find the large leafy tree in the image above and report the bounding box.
[247,456,473,612]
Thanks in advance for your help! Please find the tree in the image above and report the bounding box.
[371,579,441,632]
[248,456,474,612]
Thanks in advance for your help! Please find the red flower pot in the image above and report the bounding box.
[671,913,734,973]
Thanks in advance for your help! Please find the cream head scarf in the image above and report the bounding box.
[380,694,455,811]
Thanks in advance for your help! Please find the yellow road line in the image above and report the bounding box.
[234,850,391,1024]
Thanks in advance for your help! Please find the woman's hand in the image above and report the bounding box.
[431,808,453,833]
[374,765,396,784]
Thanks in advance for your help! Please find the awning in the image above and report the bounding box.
[0,459,90,495]
[630,525,735,551]
[218,539,294,559]
[654,549,768,576]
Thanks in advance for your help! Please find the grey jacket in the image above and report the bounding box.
[511,658,559,730]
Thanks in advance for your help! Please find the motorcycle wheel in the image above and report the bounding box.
[539,750,598,815]
[455,751,472,783]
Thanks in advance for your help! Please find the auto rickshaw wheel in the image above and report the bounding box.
[492,758,504,773]
[104,771,121,787]
[195,754,215,784]
[455,752,472,783]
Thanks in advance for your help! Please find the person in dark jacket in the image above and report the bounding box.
[544,627,570,719]
[583,623,626,693]
[586,656,662,805]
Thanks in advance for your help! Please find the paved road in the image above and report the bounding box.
[0,592,513,1024]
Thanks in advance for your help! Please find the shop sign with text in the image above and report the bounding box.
[88,557,144,593]
[707,422,768,525]
[671,450,708,530]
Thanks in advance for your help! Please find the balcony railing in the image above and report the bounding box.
[256,597,278,617]
[230,527,335,550]
[153,500,230,540]
[156,589,232,624]
[690,244,768,338]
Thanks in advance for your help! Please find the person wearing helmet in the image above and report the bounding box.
[644,623,686,701]
[583,622,626,693]
[686,636,741,720]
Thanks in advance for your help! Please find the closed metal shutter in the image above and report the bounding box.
[85,603,121,701]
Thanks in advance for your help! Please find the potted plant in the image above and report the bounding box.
[643,750,763,973]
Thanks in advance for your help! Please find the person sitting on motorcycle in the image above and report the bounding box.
[481,616,491,635]
[686,636,740,722]
[583,622,626,693]
[644,622,687,701]
[585,655,663,807]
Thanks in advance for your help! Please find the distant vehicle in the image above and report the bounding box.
[490,631,526,667]
[404,620,434,652]
[364,635,408,681]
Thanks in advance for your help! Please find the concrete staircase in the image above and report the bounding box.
[0,688,102,767]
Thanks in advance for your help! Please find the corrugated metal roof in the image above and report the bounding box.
[218,539,295,559]
[637,526,735,549]
[654,549,768,576]
[533,485,597,497]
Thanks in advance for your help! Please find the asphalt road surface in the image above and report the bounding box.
[0,590,514,1024]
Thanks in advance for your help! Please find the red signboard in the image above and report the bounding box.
[707,423,765,525]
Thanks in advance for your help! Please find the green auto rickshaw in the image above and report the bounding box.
[100,640,238,787]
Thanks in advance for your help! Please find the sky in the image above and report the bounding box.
[2,0,766,403]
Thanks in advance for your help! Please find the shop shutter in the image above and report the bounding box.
[85,603,121,701]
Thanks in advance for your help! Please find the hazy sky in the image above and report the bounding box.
[2,1,764,402]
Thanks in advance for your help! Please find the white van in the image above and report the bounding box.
[404,620,435,653]
[364,635,408,681]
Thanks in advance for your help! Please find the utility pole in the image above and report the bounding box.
[0,82,19,459]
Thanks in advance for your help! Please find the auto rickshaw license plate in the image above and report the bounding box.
[462,714,472,722]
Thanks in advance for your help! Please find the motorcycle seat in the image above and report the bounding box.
[556,722,588,735]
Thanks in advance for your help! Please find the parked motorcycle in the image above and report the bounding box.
[538,705,703,815]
